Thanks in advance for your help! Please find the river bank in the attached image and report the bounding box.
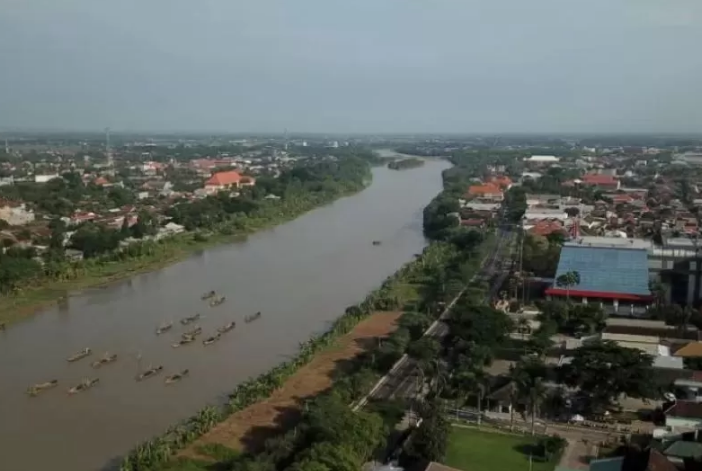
[0,162,450,471]
[0,179,370,326]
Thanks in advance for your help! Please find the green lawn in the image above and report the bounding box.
[444,427,557,471]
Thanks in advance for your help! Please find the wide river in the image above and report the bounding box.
[0,156,449,471]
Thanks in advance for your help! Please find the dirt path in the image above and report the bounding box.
[181,311,402,460]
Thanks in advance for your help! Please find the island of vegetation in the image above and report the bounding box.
[0,143,379,324]
[387,157,425,170]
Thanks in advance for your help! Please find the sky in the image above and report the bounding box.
[1,0,701,134]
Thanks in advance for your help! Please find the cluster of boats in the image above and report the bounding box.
[25,290,264,398]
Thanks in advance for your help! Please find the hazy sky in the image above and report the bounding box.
[1,0,701,133]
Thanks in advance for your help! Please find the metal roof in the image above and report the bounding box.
[552,245,651,296]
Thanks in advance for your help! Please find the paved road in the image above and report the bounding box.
[354,225,516,408]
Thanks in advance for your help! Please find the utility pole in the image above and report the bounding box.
[284,128,289,152]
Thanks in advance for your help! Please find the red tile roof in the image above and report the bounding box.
[93,177,109,186]
[467,183,503,197]
[461,218,485,227]
[528,220,565,237]
[488,175,512,188]
[205,171,242,186]
[583,174,618,185]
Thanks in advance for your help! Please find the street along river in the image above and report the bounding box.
[0,157,450,471]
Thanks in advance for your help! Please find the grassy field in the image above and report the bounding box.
[444,427,557,471]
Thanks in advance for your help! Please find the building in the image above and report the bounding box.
[0,201,35,226]
[34,174,59,183]
[582,174,620,191]
[466,183,503,201]
[524,155,560,164]
[675,152,702,166]
[665,401,702,430]
[204,171,255,194]
[546,244,653,314]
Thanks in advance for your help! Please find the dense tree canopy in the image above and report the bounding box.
[559,340,654,410]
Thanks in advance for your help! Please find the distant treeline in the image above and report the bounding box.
[387,158,424,170]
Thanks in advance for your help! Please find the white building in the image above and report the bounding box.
[34,174,60,183]
[524,155,560,163]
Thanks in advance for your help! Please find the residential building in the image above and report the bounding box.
[204,171,255,194]
[466,183,503,201]
[665,401,702,430]
[582,174,621,190]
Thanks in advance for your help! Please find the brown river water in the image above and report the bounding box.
[0,157,450,471]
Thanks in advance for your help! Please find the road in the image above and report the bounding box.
[354,224,517,409]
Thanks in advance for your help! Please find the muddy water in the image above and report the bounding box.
[0,157,449,471]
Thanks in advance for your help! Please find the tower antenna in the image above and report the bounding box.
[105,127,113,167]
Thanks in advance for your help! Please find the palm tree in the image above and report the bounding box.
[556,270,580,300]
[510,359,548,435]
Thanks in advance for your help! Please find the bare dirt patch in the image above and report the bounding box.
[181,311,402,460]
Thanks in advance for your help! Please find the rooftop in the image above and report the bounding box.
[546,245,651,300]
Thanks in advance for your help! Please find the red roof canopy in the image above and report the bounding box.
[206,170,242,186]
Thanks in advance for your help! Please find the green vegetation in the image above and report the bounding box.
[0,156,374,324]
[388,158,425,171]
[444,427,559,471]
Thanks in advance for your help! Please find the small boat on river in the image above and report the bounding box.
[68,378,99,395]
[165,369,190,385]
[180,313,201,325]
[209,296,226,307]
[136,365,164,381]
[91,353,117,368]
[183,326,202,338]
[202,334,221,346]
[372,240,382,246]
[244,312,262,323]
[172,336,196,348]
[217,321,236,334]
[67,348,92,363]
[27,380,58,397]
[201,290,216,300]
[156,322,173,335]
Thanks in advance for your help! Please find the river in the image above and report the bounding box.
[0,156,450,471]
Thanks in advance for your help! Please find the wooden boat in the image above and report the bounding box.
[180,313,201,325]
[67,348,92,362]
[200,290,216,300]
[372,240,382,246]
[183,326,202,338]
[172,336,196,348]
[209,296,226,307]
[244,312,262,323]
[202,334,221,346]
[91,353,117,368]
[165,369,190,385]
[27,380,58,397]
[156,322,173,335]
[136,365,164,381]
[68,378,99,395]
[217,322,236,334]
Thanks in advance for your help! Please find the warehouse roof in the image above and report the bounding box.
[546,245,651,300]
